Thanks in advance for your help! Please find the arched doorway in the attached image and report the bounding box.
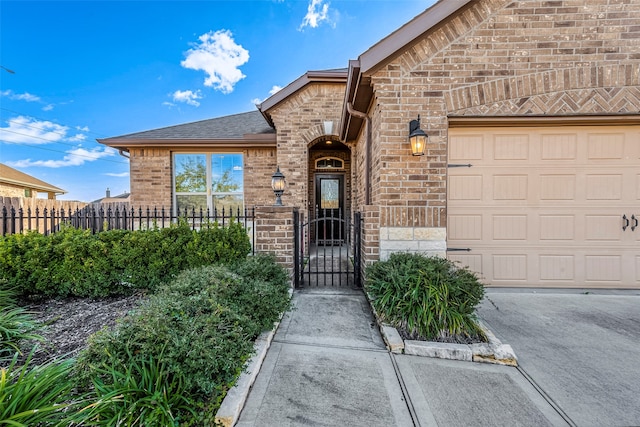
[307,137,352,244]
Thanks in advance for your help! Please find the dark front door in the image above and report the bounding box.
[315,174,344,244]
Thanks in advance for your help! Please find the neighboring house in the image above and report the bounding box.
[91,188,131,205]
[0,163,66,199]
[100,0,640,289]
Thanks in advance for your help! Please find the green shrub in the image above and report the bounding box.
[75,352,197,426]
[0,352,79,427]
[0,219,253,299]
[0,285,42,361]
[75,259,290,423]
[365,253,485,341]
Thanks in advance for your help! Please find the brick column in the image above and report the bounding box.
[361,205,380,266]
[254,206,297,282]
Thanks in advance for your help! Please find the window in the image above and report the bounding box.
[24,188,32,197]
[174,153,244,215]
[316,157,343,169]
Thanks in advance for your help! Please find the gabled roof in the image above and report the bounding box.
[99,111,276,151]
[340,0,474,141]
[0,163,67,194]
[258,69,348,127]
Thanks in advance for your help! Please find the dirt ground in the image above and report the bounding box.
[20,294,144,365]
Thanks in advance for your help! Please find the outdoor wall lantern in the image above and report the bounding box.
[271,166,286,206]
[408,115,428,156]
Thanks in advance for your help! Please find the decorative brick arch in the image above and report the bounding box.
[446,64,640,116]
[300,121,340,147]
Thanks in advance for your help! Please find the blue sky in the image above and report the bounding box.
[1,0,435,202]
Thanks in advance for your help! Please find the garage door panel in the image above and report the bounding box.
[539,174,576,200]
[539,255,575,281]
[448,214,483,240]
[585,255,622,282]
[588,133,625,160]
[448,125,639,288]
[492,215,527,240]
[493,175,527,200]
[449,134,484,161]
[448,175,482,200]
[492,254,528,281]
[494,134,529,160]
[585,215,624,241]
[449,254,483,276]
[540,215,575,240]
[586,174,623,200]
[541,134,578,160]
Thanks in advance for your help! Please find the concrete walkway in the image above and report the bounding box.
[237,289,569,426]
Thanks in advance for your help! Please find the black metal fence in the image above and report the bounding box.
[1,205,255,248]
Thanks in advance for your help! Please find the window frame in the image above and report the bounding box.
[172,152,244,216]
[315,157,344,170]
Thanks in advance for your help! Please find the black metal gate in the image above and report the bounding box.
[294,210,362,288]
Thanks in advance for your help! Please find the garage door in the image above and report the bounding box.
[447,125,640,288]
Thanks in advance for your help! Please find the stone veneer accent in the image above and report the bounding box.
[379,227,446,260]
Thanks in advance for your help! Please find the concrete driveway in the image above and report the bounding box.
[477,289,640,427]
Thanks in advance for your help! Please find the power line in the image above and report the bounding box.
[0,107,109,139]
[0,138,129,165]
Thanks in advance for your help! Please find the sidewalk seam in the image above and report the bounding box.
[516,365,577,427]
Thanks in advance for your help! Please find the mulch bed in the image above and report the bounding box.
[18,294,144,366]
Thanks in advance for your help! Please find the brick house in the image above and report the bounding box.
[0,163,66,199]
[100,0,640,289]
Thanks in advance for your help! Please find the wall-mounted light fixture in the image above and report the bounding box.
[271,166,286,206]
[408,115,427,156]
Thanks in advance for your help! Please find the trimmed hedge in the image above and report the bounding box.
[0,219,251,298]
[74,255,291,425]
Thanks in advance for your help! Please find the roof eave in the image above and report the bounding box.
[259,69,348,125]
[0,177,66,194]
[98,134,277,152]
[359,0,474,74]
[340,0,474,140]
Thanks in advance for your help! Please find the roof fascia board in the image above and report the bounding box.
[98,135,277,151]
[259,70,348,126]
[0,177,66,194]
[359,0,474,75]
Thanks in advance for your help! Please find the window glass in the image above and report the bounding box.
[211,154,243,192]
[316,158,343,169]
[176,195,207,214]
[175,154,206,192]
[174,153,244,215]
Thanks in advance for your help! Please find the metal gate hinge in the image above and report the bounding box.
[447,247,471,252]
[447,163,473,168]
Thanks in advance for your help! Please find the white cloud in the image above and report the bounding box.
[171,89,202,107]
[299,0,331,30]
[42,104,54,111]
[269,85,283,96]
[0,90,41,102]
[104,172,129,177]
[181,30,249,94]
[7,146,117,168]
[252,85,284,106]
[0,116,68,144]
[68,134,87,142]
[76,125,90,132]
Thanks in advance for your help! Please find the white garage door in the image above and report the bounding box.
[447,124,640,288]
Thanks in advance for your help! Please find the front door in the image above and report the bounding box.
[315,174,344,244]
